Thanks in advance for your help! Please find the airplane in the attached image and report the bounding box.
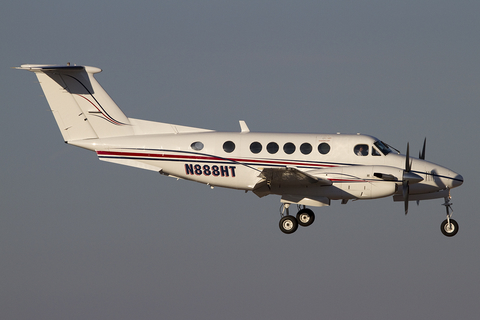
[16,64,464,237]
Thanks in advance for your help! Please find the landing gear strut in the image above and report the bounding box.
[278,204,315,234]
[440,192,459,237]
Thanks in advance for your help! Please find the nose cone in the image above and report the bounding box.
[441,169,463,189]
[452,174,464,188]
[430,166,463,190]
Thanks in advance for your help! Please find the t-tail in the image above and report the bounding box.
[16,64,135,141]
[16,64,213,143]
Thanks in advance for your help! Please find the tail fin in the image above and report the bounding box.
[17,64,134,141]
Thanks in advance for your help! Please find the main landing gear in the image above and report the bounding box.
[279,204,315,234]
[440,194,458,237]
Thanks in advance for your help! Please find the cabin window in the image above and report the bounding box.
[267,142,279,154]
[250,142,262,154]
[354,144,369,156]
[300,143,312,155]
[223,141,235,153]
[318,143,330,155]
[191,141,204,151]
[283,142,296,154]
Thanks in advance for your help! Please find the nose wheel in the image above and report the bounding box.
[278,204,315,234]
[441,218,458,237]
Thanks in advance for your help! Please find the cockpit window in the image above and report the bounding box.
[354,144,369,156]
[374,141,392,155]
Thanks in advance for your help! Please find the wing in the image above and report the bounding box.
[252,167,332,198]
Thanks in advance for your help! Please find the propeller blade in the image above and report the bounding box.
[403,181,409,215]
[405,143,411,172]
[405,196,409,215]
[401,142,412,214]
[419,138,426,160]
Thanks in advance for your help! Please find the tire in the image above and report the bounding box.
[441,219,459,237]
[279,216,298,234]
[296,208,315,227]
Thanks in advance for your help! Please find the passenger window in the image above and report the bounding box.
[267,142,279,154]
[223,141,235,153]
[318,143,330,155]
[191,141,204,151]
[354,144,369,156]
[250,142,262,154]
[283,142,296,154]
[300,143,312,155]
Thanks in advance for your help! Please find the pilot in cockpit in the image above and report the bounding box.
[355,144,369,156]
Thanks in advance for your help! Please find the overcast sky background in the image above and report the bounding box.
[1,1,479,319]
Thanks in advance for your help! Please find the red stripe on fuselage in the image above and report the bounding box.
[96,150,338,168]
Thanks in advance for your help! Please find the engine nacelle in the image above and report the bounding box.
[306,165,402,199]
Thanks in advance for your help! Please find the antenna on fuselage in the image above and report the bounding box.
[239,120,250,133]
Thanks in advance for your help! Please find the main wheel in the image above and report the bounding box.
[296,208,315,227]
[441,219,459,237]
[279,216,298,234]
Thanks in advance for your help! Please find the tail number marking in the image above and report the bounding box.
[185,164,236,177]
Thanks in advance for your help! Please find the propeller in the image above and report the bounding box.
[403,143,411,214]
[402,142,425,215]
[416,138,427,208]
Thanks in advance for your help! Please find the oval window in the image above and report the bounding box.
[267,142,279,154]
[318,143,330,155]
[250,142,262,154]
[223,141,235,153]
[191,141,204,151]
[283,142,296,154]
[300,143,312,155]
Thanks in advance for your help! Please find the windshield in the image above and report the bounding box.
[374,140,392,155]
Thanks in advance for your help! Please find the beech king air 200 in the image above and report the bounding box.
[17,64,464,236]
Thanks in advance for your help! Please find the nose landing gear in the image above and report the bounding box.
[278,204,316,234]
[440,192,459,237]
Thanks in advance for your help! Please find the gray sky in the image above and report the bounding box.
[1,1,479,319]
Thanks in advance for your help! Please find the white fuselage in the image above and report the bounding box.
[70,132,463,204]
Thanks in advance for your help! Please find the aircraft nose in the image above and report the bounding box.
[452,174,464,188]
[431,166,463,189]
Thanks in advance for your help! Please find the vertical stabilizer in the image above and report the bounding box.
[17,65,134,141]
